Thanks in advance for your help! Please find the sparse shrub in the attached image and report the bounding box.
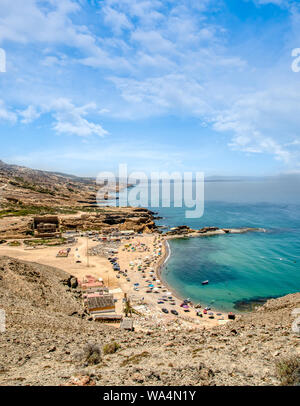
[8,241,21,247]
[82,343,102,365]
[276,356,300,386]
[120,351,150,367]
[103,341,121,355]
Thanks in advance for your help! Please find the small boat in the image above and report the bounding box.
[202,280,209,285]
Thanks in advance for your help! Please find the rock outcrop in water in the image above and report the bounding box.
[166,225,263,237]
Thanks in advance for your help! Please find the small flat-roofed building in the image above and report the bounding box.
[83,290,109,303]
[81,281,106,293]
[93,314,122,322]
[86,294,115,314]
[33,216,60,238]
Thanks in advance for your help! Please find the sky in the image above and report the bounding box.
[0,0,300,177]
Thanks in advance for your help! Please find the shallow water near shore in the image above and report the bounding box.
[118,179,300,312]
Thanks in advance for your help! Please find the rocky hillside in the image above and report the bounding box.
[0,159,129,211]
[0,207,157,239]
[0,257,299,386]
[0,160,158,237]
[0,160,100,209]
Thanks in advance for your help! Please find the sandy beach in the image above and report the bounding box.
[0,233,231,331]
[115,234,230,330]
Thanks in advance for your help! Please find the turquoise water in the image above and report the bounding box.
[117,179,300,312]
[160,203,300,312]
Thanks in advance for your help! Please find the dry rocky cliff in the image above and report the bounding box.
[0,208,157,239]
[0,160,158,238]
[0,257,299,386]
[0,160,100,208]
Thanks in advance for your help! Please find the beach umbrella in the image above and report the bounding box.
[166,292,172,296]
[183,305,189,309]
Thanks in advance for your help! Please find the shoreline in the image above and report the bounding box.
[153,226,268,315]
[155,238,186,303]
[116,234,227,328]
[0,225,267,328]
[153,225,267,316]
[155,236,231,317]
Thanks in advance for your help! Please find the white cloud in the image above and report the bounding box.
[0,100,17,123]
[41,55,67,67]
[50,98,108,137]
[109,74,213,118]
[213,86,300,164]
[102,5,133,35]
[131,30,175,54]
[1,0,300,170]
[254,0,286,5]
[105,0,165,26]
[19,105,41,124]
[0,94,109,138]
[0,0,126,70]
[0,0,79,44]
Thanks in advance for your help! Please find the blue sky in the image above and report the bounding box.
[0,0,300,176]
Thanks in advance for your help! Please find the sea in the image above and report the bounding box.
[116,176,300,312]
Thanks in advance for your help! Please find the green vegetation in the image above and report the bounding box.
[82,343,102,365]
[120,351,150,367]
[276,356,300,386]
[123,296,143,317]
[0,205,78,218]
[7,240,21,247]
[9,177,56,195]
[24,237,66,247]
[103,341,121,355]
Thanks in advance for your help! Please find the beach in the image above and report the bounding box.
[0,232,230,331]
[90,233,230,330]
